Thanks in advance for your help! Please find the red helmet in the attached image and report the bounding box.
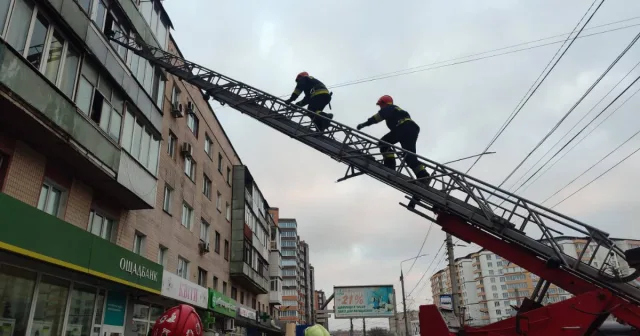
[376,95,393,106]
[296,72,309,82]
[151,305,203,336]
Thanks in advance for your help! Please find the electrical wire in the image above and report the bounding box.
[407,240,446,297]
[464,0,603,174]
[549,135,640,208]
[495,19,640,192]
[524,84,640,192]
[406,223,434,276]
[211,18,640,111]
[506,59,640,195]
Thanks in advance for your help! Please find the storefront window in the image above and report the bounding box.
[31,275,70,336]
[0,264,37,336]
[66,283,97,336]
[92,290,105,336]
[131,303,162,336]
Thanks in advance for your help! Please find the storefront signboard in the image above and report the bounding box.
[208,289,237,318]
[237,306,256,320]
[161,270,208,308]
[104,291,127,326]
[0,193,164,294]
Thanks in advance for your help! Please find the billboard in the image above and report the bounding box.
[333,285,395,319]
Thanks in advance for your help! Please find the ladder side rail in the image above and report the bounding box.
[112,35,640,296]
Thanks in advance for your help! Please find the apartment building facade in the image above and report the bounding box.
[430,237,640,327]
[268,208,283,314]
[314,290,328,329]
[298,240,312,324]
[0,1,284,336]
[279,218,300,323]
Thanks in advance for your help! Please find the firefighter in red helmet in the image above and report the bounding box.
[284,72,333,131]
[356,95,429,181]
[150,304,203,336]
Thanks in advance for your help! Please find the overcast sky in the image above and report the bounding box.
[163,0,640,330]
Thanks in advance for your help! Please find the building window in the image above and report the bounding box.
[4,1,80,98]
[203,174,212,199]
[121,106,161,174]
[88,210,116,241]
[167,131,177,159]
[205,135,213,157]
[181,202,193,229]
[215,231,221,254]
[162,184,173,213]
[37,181,65,217]
[32,275,70,333]
[158,245,167,266]
[187,110,199,136]
[0,264,36,334]
[200,219,210,244]
[225,202,231,221]
[216,191,221,211]
[217,153,222,172]
[177,256,189,279]
[0,152,8,190]
[226,167,231,185]
[184,156,196,180]
[240,291,244,305]
[213,276,218,290]
[251,298,256,309]
[133,232,145,255]
[223,281,227,295]
[231,287,237,300]
[224,240,230,261]
[171,85,180,105]
[197,268,207,287]
[136,0,169,49]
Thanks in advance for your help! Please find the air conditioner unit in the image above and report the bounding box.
[223,318,235,331]
[199,240,210,254]
[171,102,184,118]
[181,142,193,157]
[186,101,195,113]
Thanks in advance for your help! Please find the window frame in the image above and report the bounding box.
[177,256,189,279]
[214,231,221,254]
[181,202,193,229]
[157,245,167,266]
[200,219,210,244]
[203,174,212,199]
[37,179,66,218]
[133,231,146,255]
[88,209,117,242]
[162,184,173,214]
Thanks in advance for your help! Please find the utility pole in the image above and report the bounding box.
[363,318,366,336]
[393,289,400,336]
[446,234,460,315]
[350,318,353,336]
[400,270,410,336]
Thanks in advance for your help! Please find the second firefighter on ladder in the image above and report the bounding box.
[285,72,334,131]
[357,95,429,181]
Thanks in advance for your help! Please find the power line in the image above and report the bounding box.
[464,0,603,174]
[496,16,640,192]
[211,18,640,111]
[549,133,640,208]
[524,84,640,193]
[407,240,446,297]
[506,59,640,195]
[406,223,434,276]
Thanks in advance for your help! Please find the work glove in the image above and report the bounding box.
[357,123,366,130]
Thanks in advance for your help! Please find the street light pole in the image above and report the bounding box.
[399,254,429,336]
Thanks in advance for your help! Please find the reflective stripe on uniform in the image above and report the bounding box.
[373,113,383,121]
[383,153,395,159]
[310,88,329,97]
[293,89,301,95]
[397,117,412,126]
[416,164,426,171]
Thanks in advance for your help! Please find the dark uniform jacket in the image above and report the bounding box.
[366,104,414,130]
[289,76,329,105]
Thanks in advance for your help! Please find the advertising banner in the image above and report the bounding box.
[161,270,208,308]
[208,289,237,318]
[333,285,395,319]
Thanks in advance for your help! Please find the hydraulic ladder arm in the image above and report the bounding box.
[109,33,640,329]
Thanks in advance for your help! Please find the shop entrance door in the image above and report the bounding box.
[102,325,124,336]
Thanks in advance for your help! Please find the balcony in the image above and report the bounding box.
[270,290,283,305]
[230,261,269,294]
[0,40,155,209]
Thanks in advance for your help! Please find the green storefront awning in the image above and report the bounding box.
[0,193,163,293]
